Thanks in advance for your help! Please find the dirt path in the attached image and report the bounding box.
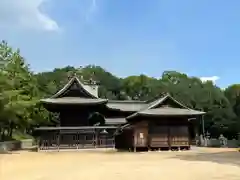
[1,148,240,180]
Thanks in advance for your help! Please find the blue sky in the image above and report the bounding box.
[0,0,240,88]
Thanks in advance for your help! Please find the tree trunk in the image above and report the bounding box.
[9,127,13,137]
[0,128,2,141]
[8,122,14,138]
[1,128,5,141]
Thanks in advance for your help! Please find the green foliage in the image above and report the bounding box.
[12,130,33,140]
[0,41,49,141]
[0,40,239,141]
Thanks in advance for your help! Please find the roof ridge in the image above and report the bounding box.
[145,92,168,103]
[167,95,193,110]
[126,95,169,119]
[50,76,98,99]
[126,94,203,119]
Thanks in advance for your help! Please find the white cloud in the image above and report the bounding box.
[200,76,220,84]
[0,0,59,31]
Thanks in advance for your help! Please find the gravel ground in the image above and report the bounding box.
[1,148,240,180]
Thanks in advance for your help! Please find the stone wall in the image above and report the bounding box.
[199,138,239,148]
[209,139,238,148]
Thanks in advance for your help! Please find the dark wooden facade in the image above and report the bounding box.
[115,117,193,151]
[35,76,205,151]
[136,118,190,150]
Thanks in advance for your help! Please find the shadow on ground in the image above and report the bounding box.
[173,151,240,167]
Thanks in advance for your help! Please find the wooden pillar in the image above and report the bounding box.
[194,118,199,146]
[37,137,40,152]
[168,125,171,151]
[202,115,205,138]
[134,132,137,152]
[148,136,151,152]
[76,132,79,149]
[57,130,60,152]
[238,133,240,147]
[133,128,137,152]
[134,132,136,152]
[95,129,98,148]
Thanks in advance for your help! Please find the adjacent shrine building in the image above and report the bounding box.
[35,76,205,151]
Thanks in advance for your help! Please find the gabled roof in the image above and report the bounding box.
[51,76,98,99]
[126,93,205,119]
[146,93,191,110]
[40,76,108,105]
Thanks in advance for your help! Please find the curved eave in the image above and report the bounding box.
[40,97,108,105]
[106,107,140,112]
[105,118,127,125]
[130,108,205,118]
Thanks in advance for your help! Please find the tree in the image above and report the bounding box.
[159,71,236,137]
[0,41,43,140]
[224,84,240,137]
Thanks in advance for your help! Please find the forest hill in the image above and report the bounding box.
[0,41,239,141]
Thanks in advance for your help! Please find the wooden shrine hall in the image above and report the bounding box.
[35,75,205,151]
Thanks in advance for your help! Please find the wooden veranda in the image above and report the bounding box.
[35,126,117,150]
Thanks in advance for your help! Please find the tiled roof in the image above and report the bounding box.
[106,101,147,112]
[126,94,205,119]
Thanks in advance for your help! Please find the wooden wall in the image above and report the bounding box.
[169,126,189,147]
[44,103,130,127]
[149,125,169,147]
[128,117,191,149]
[148,117,190,148]
[133,121,149,147]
